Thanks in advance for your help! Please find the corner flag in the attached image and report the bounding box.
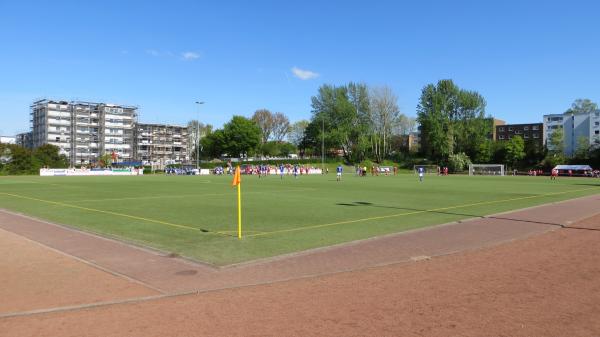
[232,166,242,239]
[232,165,241,187]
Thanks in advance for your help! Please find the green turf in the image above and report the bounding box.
[0,173,598,265]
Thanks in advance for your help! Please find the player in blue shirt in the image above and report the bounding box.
[279,164,284,179]
[336,165,343,181]
[418,167,424,182]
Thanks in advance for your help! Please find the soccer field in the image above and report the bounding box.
[0,173,598,265]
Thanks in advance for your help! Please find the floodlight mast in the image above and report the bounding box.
[195,101,205,170]
[322,115,324,172]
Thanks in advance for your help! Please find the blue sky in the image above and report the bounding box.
[1,0,599,136]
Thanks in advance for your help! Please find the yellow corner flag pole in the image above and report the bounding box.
[237,180,242,239]
[232,166,242,239]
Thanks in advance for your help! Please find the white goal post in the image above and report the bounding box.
[413,165,440,174]
[469,164,505,176]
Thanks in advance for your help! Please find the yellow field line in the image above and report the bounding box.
[0,192,231,237]
[246,187,599,238]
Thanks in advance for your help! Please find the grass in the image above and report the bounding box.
[0,173,598,266]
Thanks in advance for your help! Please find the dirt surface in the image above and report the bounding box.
[0,228,158,315]
[0,196,599,336]
[2,214,600,336]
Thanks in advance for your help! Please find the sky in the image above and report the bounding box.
[1,0,599,136]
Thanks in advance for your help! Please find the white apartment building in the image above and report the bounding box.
[31,99,138,166]
[543,110,600,156]
[0,136,16,144]
[135,123,190,167]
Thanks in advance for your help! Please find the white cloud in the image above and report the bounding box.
[291,66,319,80]
[146,49,160,56]
[182,51,200,60]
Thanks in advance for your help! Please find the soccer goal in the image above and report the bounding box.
[413,165,440,174]
[469,164,505,176]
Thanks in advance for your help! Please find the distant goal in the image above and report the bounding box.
[469,164,505,176]
[413,165,440,174]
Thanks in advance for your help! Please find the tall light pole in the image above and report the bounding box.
[321,115,324,172]
[194,101,205,170]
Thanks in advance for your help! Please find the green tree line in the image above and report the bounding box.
[0,143,69,175]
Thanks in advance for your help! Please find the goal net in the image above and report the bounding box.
[413,165,440,174]
[469,164,505,176]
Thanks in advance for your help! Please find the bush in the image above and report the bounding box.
[448,152,472,173]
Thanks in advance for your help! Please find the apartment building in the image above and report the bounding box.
[16,132,33,148]
[408,131,420,152]
[495,123,543,147]
[30,99,138,166]
[135,123,190,167]
[0,136,16,144]
[489,118,506,140]
[543,110,600,156]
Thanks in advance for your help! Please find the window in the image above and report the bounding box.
[533,133,539,138]
[55,137,60,142]
[524,134,529,139]
[532,125,539,130]
[515,130,522,134]
[596,130,600,135]
[524,126,529,131]
[595,122,599,126]
[508,127,514,131]
[499,135,505,140]
[499,127,505,132]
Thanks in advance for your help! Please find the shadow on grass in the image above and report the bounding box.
[335,201,600,232]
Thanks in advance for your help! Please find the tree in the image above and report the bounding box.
[222,116,261,158]
[523,139,545,167]
[369,86,401,162]
[542,128,566,168]
[33,144,68,168]
[417,80,488,161]
[98,153,113,168]
[251,109,275,143]
[574,136,590,160]
[279,142,297,156]
[474,139,493,163]
[0,144,12,172]
[589,139,600,168]
[547,127,565,155]
[5,145,36,175]
[260,141,297,157]
[199,129,226,159]
[271,112,290,142]
[417,80,456,160]
[188,120,212,160]
[451,91,489,159]
[308,83,369,162]
[395,114,417,136]
[447,152,471,173]
[288,120,309,147]
[491,141,507,165]
[505,136,525,168]
[565,98,598,114]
